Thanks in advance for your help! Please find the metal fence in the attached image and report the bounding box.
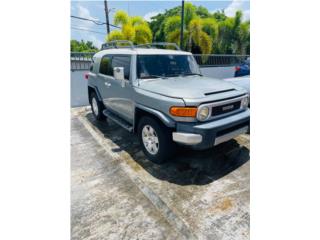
[71,52,95,71]
[193,54,249,67]
[70,52,249,71]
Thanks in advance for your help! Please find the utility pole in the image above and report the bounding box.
[180,0,185,50]
[104,0,110,34]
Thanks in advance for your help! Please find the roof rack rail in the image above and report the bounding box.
[101,40,134,50]
[136,42,180,51]
[101,41,181,51]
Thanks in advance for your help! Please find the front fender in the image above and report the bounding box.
[135,104,176,128]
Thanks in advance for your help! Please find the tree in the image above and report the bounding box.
[106,10,152,44]
[70,40,98,52]
[147,3,249,54]
[215,11,250,54]
[163,3,215,54]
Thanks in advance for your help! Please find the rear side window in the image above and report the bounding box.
[112,56,131,80]
[99,56,112,75]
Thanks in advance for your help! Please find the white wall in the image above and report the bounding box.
[200,66,235,79]
[71,70,89,107]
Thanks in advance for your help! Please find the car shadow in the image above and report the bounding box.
[85,113,250,186]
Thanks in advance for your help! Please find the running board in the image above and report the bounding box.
[103,109,133,132]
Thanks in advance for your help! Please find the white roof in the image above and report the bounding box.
[94,48,192,58]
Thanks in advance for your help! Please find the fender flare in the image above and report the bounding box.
[88,84,103,102]
[135,104,176,129]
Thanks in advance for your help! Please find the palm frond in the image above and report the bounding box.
[114,10,130,26]
[122,24,135,41]
[131,16,144,26]
[106,30,124,42]
[134,24,152,44]
[164,16,181,35]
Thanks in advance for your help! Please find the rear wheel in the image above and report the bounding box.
[90,92,105,121]
[138,116,176,164]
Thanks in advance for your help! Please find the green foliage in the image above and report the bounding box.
[162,12,213,54]
[70,40,98,52]
[148,3,249,54]
[113,10,130,26]
[184,2,197,26]
[196,6,210,18]
[213,10,227,22]
[134,24,152,44]
[107,11,152,45]
[164,16,181,35]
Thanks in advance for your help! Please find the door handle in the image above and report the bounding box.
[104,82,111,87]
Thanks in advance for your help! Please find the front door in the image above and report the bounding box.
[97,54,134,124]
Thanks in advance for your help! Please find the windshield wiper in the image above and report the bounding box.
[166,73,202,77]
[180,73,203,76]
[140,74,168,79]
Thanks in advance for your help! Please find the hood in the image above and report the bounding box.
[138,76,245,99]
[224,76,250,94]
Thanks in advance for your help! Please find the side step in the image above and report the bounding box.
[103,109,133,132]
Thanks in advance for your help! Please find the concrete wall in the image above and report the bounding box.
[71,71,89,107]
[70,66,235,107]
[200,66,235,79]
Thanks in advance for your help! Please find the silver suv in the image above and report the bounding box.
[87,41,249,163]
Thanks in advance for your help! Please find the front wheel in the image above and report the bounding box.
[138,116,176,164]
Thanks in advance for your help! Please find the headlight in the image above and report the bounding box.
[241,96,249,108]
[197,106,210,121]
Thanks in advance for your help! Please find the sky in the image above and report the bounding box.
[71,0,250,48]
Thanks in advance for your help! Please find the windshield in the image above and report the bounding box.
[137,54,201,79]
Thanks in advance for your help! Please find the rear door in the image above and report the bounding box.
[96,54,113,105]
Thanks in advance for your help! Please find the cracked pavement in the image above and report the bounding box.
[71,107,250,240]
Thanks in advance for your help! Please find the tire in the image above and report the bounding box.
[138,116,176,164]
[90,92,105,121]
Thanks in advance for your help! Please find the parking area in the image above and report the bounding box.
[71,107,250,240]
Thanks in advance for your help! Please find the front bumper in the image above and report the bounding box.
[172,109,250,150]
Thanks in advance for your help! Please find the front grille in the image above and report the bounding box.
[211,101,241,116]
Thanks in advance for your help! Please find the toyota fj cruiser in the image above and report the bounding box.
[87,41,250,163]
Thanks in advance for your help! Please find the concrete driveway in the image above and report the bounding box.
[71,107,250,240]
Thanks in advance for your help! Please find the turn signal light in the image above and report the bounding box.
[170,107,197,117]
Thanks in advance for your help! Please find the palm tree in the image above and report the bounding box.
[163,3,217,54]
[216,11,250,54]
[106,10,152,44]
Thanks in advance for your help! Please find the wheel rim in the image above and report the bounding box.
[142,125,159,155]
[91,98,99,116]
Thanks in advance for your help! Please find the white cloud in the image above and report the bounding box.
[211,0,250,21]
[77,5,99,27]
[224,0,250,20]
[144,11,163,22]
[242,9,250,21]
[87,35,103,49]
[71,4,104,48]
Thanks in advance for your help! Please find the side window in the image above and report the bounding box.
[111,56,131,80]
[89,63,93,72]
[99,56,112,76]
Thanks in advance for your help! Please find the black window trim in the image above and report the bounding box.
[99,54,132,80]
[99,55,113,76]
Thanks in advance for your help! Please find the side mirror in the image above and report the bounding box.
[113,67,125,87]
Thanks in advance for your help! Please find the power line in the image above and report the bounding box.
[71,15,120,29]
[71,26,106,35]
[72,24,105,30]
